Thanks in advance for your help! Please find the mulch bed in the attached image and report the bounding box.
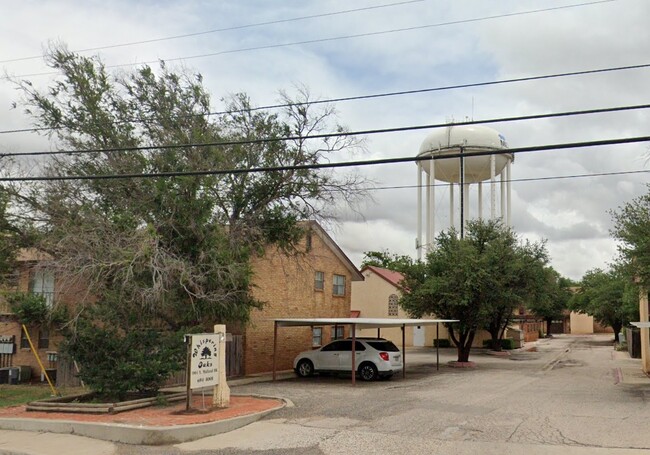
[0,395,283,427]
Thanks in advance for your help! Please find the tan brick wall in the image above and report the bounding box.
[352,269,450,347]
[244,231,354,375]
[0,316,62,380]
[0,261,78,381]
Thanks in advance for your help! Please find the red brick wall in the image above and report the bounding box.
[244,230,353,375]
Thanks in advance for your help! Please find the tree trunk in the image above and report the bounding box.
[611,320,623,343]
[456,330,476,362]
[546,317,553,337]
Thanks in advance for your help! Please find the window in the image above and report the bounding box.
[388,294,399,316]
[38,328,49,349]
[314,271,324,291]
[20,330,30,349]
[333,274,346,296]
[30,270,55,308]
[312,327,322,347]
[305,231,313,251]
[331,325,344,340]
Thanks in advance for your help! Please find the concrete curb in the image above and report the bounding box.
[0,394,289,446]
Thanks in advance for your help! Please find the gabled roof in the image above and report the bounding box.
[360,265,404,288]
[307,221,364,282]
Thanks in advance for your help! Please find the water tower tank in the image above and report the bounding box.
[417,125,512,183]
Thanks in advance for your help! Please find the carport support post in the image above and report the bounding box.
[402,325,406,378]
[352,323,356,386]
[436,323,440,371]
[272,321,278,381]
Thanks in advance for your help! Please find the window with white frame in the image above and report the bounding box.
[312,327,323,347]
[331,325,344,340]
[314,271,324,291]
[30,270,55,308]
[388,294,399,316]
[333,274,346,296]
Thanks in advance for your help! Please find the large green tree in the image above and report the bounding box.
[12,45,366,394]
[611,188,650,287]
[399,219,548,362]
[527,267,573,337]
[570,266,637,339]
[360,250,413,273]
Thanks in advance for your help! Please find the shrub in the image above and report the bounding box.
[62,322,185,401]
[433,338,451,348]
[7,293,49,325]
[483,338,516,350]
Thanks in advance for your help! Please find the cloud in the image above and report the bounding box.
[2,0,648,281]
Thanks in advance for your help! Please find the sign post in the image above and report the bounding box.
[185,333,221,411]
[213,324,230,408]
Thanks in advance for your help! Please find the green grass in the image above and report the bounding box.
[0,385,84,407]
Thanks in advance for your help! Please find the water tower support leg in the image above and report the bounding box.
[425,171,431,248]
[449,183,454,230]
[417,166,422,260]
[500,170,506,221]
[478,181,483,220]
[506,161,512,226]
[429,158,435,246]
[490,155,496,219]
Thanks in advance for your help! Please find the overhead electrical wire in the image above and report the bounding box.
[0,0,425,64]
[2,61,648,136]
[368,168,650,192]
[2,0,616,80]
[2,134,648,182]
[4,102,650,158]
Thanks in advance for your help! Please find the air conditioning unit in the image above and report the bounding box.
[0,367,20,385]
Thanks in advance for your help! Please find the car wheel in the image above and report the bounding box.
[296,359,314,378]
[358,362,378,381]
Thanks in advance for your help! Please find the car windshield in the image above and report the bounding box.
[367,341,400,352]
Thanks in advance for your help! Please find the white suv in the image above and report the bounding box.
[293,338,403,381]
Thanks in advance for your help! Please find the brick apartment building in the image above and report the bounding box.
[0,249,65,382]
[245,220,363,375]
[1,221,362,381]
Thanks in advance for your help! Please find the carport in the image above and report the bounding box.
[272,318,459,385]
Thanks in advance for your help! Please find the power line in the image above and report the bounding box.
[4,102,650,157]
[368,169,650,192]
[0,0,424,64]
[2,134,648,182]
[3,0,615,81]
[3,61,648,137]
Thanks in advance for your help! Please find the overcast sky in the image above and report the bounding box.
[1,0,649,280]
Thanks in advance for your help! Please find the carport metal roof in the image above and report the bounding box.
[272,318,459,385]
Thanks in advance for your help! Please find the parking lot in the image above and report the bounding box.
[165,334,650,455]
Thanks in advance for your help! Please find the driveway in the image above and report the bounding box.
[2,334,649,455]
[169,334,650,454]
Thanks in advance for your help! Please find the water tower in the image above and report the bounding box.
[416,124,513,259]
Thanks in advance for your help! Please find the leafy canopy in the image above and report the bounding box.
[569,266,638,336]
[12,44,367,396]
[400,219,548,360]
[611,188,650,287]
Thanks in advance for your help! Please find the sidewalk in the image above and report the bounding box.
[611,350,650,385]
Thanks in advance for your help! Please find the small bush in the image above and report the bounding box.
[7,293,48,325]
[62,321,185,401]
[483,338,516,350]
[433,338,451,348]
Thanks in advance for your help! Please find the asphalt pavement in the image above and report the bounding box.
[1,334,649,455]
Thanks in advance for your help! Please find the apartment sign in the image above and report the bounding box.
[188,334,220,389]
